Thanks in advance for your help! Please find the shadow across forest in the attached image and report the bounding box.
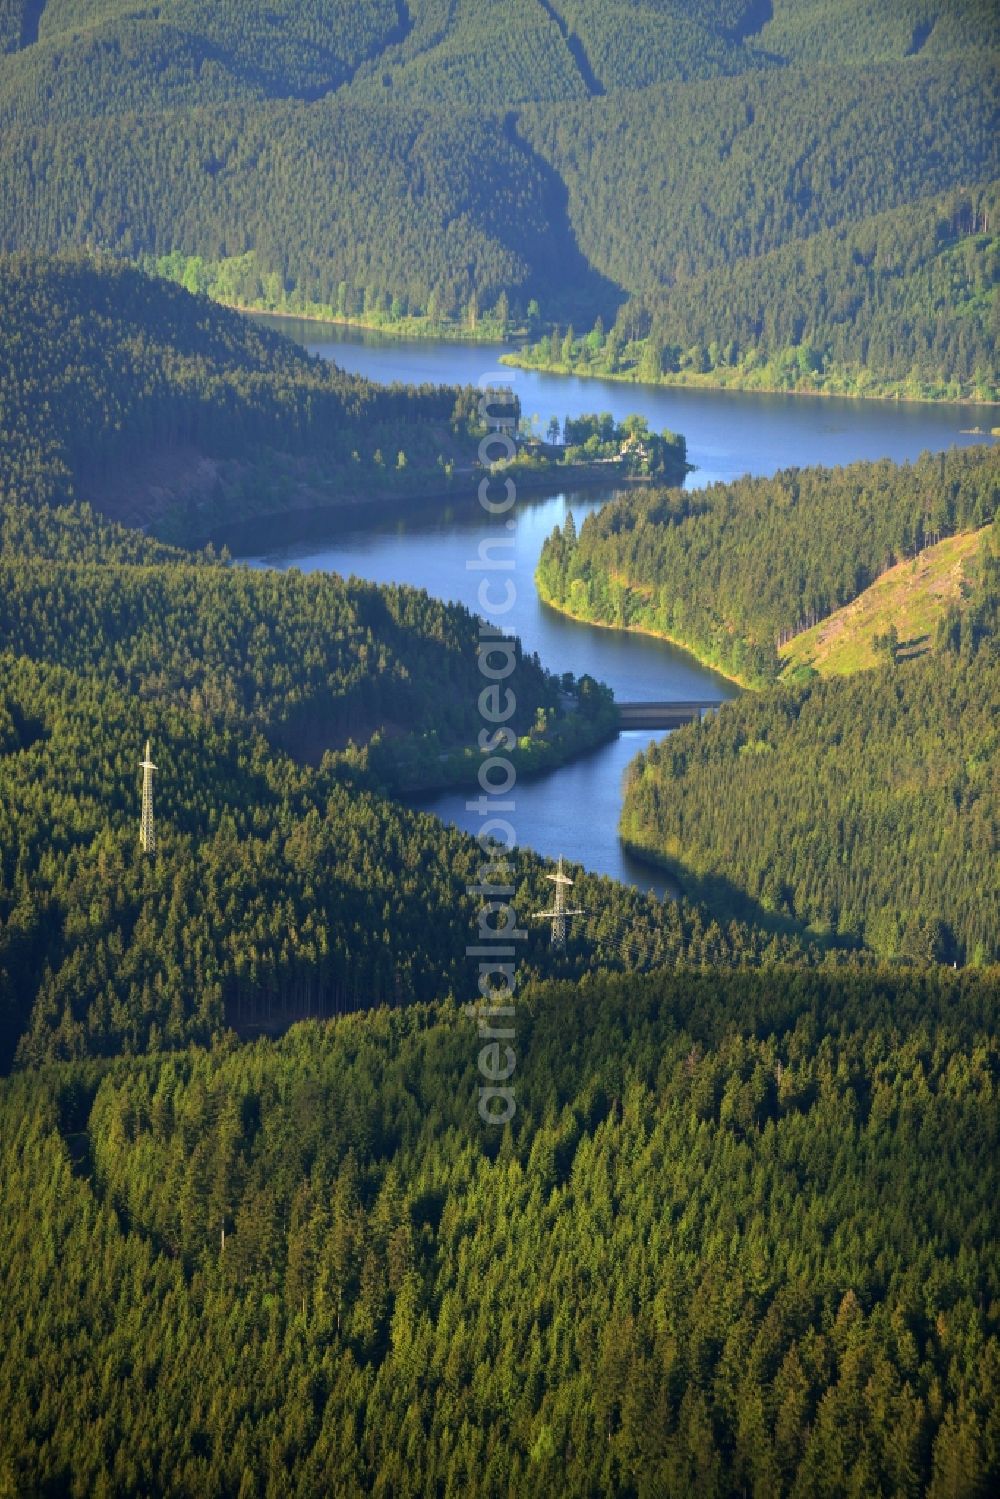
[622,840,862,954]
[504,112,625,326]
[18,1,45,49]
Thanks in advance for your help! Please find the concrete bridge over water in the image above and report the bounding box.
[616,700,722,730]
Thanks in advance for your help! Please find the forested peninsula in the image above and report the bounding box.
[535,454,1000,961]
[0,496,819,1071]
[536,447,999,686]
[0,252,485,543]
[0,254,684,547]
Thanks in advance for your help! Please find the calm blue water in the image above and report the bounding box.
[240,322,995,891]
[268,318,994,489]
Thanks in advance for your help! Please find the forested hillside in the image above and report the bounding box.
[2,964,998,1492]
[0,531,815,1090]
[537,446,999,684]
[0,101,616,322]
[508,182,1000,401]
[0,1,995,392]
[0,640,818,1071]
[539,449,999,961]
[0,0,405,94]
[755,0,998,61]
[0,488,619,782]
[0,253,487,538]
[519,61,998,295]
[619,535,999,963]
[1,9,999,1490]
[622,649,998,963]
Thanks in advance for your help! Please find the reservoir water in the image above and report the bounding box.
[240,322,995,892]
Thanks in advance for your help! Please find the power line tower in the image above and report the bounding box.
[533,856,584,949]
[139,739,157,856]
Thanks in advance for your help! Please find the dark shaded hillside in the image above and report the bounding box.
[519,58,999,298]
[0,490,620,783]
[513,181,999,401]
[0,100,623,320]
[0,253,488,536]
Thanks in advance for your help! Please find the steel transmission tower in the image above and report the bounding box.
[139,739,157,855]
[533,857,584,949]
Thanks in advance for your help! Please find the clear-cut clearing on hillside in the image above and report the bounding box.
[780,524,992,677]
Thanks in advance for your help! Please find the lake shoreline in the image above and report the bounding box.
[244,325,988,889]
[501,352,1000,411]
[230,301,513,346]
[536,587,753,692]
[213,465,662,553]
[231,306,998,410]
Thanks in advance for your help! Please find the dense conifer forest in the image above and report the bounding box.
[0,261,810,1074]
[622,644,999,965]
[507,182,1000,401]
[538,448,999,964]
[0,494,622,782]
[0,536,817,1071]
[537,446,999,684]
[1,965,998,1493]
[2,443,995,1489]
[0,253,490,538]
[3,645,810,1070]
[1,7,999,1493]
[0,1,995,394]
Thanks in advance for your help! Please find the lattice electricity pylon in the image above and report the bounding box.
[532,856,585,949]
[139,739,157,855]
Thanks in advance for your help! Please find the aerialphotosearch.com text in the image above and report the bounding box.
[467,375,524,1127]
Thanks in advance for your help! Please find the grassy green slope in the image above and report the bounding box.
[781,525,993,677]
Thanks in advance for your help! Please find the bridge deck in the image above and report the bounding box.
[616,700,720,729]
